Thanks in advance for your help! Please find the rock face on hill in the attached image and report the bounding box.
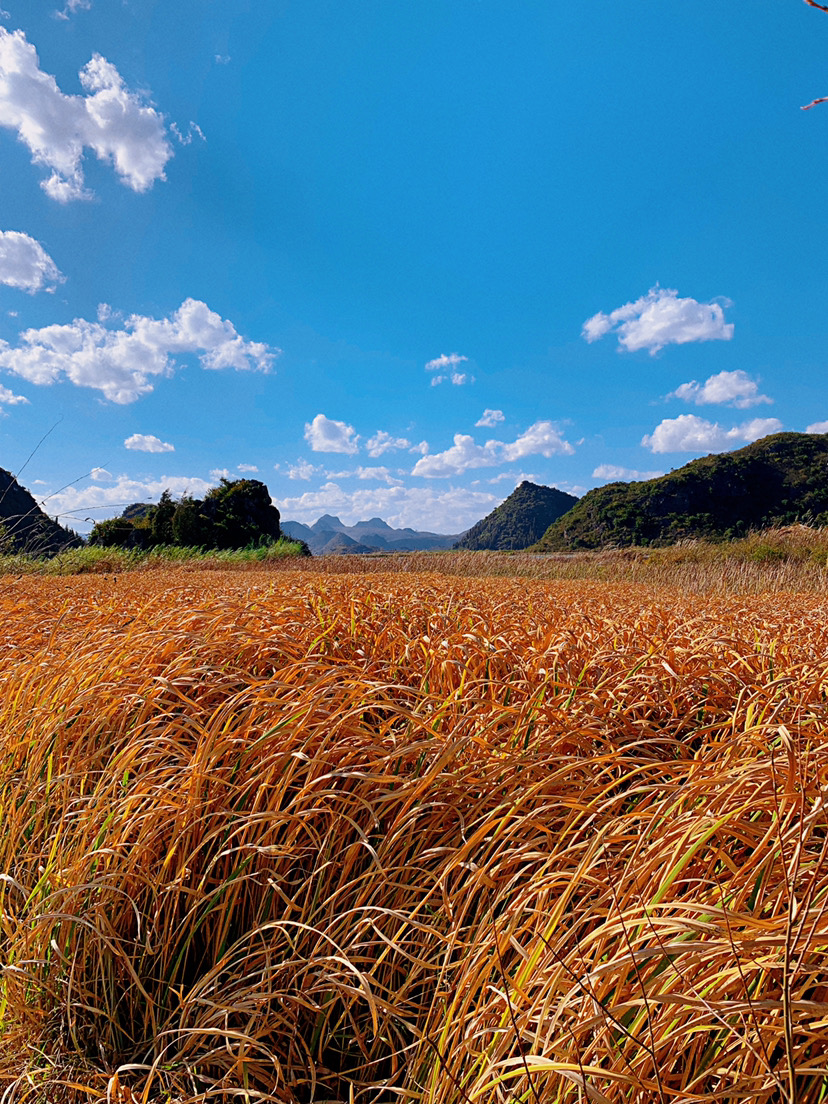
[0,468,81,555]
[280,516,464,554]
[454,481,579,551]
[532,432,828,551]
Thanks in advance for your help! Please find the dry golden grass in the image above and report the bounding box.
[1,567,827,1103]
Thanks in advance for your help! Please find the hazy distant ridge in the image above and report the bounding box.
[281,515,464,555]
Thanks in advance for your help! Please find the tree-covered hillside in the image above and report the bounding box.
[456,481,579,551]
[532,433,828,551]
[0,467,81,555]
[89,479,285,550]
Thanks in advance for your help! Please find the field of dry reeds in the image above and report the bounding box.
[1,564,827,1103]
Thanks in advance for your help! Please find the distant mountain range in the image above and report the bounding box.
[0,468,81,555]
[532,432,828,551]
[281,514,465,555]
[454,481,578,551]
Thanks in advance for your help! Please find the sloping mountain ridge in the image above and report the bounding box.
[281,516,464,554]
[532,432,828,551]
[454,481,579,551]
[0,468,81,555]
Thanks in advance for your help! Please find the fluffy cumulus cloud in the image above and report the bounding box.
[0,298,277,403]
[236,463,259,473]
[641,414,783,454]
[365,430,410,457]
[592,464,663,482]
[668,369,772,409]
[304,414,359,454]
[287,459,317,481]
[274,483,499,534]
[502,421,575,462]
[806,421,828,434]
[41,473,213,533]
[124,433,174,453]
[582,287,734,355]
[475,409,504,428]
[0,382,27,405]
[0,27,172,200]
[412,421,574,478]
[0,230,63,292]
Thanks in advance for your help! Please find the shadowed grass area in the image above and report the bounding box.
[0,569,827,1101]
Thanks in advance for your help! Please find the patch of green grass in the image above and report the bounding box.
[0,538,307,576]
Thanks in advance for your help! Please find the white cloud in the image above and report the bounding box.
[125,433,174,453]
[412,420,574,478]
[42,473,213,533]
[215,55,231,66]
[806,421,828,434]
[275,482,498,534]
[582,287,734,355]
[0,298,277,403]
[592,464,663,482]
[476,409,504,428]
[0,27,172,200]
[54,0,91,20]
[237,463,259,473]
[210,468,231,480]
[170,121,205,146]
[304,413,359,454]
[488,470,537,485]
[365,430,410,457]
[288,459,317,481]
[0,230,63,292]
[668,369,772,409]
[89,467,111,481]
[642,414,783,454]
[425,352,468,373]
[0,382,27,405]
[409,440,429,456]
[501,421,575,461]
[430,370,474,387]
[412,434,500,478]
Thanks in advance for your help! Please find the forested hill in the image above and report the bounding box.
[0,468,81,554]
[532,433,828,551]
[455,481,579,550]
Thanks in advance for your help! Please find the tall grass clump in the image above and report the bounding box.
[1,569,827,1102]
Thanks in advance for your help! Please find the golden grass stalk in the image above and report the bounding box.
[0,570,827,1102]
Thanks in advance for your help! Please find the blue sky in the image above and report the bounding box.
[1,0,828,533]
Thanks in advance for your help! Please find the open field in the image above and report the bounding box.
[1,565,827,1102]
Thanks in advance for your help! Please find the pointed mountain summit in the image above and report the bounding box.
[532,432,828,551]
[0,468,81,555]
[312,514,347,533]
[455,481,579,551]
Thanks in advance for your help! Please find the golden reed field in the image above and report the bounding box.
[1,560,827,1103]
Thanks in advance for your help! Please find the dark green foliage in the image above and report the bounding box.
[151,490,175,545]
[532,432,828,551]
[455,481,579,551]
[88,516,135,548]
[201,479,282,549]
[0,467,82,555]
[90,479,282,551]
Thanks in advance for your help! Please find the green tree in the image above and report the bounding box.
[151,490,176,545]
[88,517,135,548]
